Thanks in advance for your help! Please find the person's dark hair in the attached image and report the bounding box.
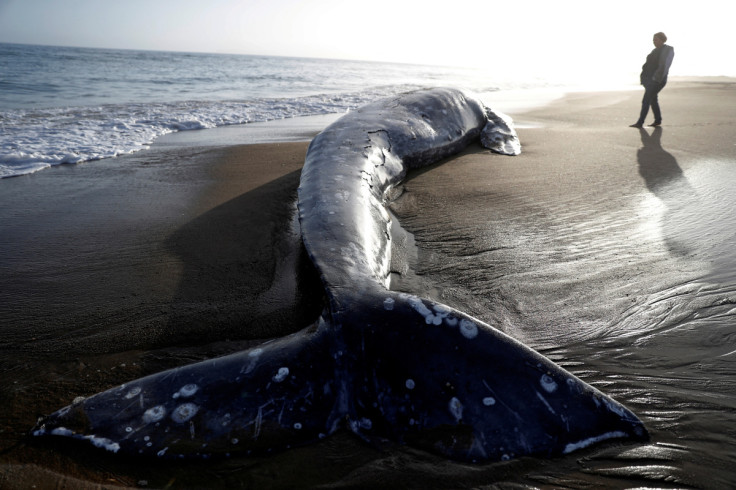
[654,32,667,42]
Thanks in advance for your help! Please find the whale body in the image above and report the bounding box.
[32,88,647,462]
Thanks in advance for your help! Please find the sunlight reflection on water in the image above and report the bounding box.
[681,160,736,282]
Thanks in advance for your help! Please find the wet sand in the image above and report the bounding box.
[2,79,736,488]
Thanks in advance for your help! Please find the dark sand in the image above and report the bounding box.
[2,79,736,488]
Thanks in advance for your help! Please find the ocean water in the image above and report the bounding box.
[0,42,568,178]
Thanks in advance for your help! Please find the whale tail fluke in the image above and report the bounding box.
[32,293,647,462]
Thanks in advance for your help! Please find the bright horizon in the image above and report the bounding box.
[1,0,734,85]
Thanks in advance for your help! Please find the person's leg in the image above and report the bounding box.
[633,88,652,127]
[632,82,666,127]
[649,82,666,125]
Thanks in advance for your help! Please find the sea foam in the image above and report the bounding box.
[0,92,399,178]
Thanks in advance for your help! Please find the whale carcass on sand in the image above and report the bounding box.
[32,87,647,462]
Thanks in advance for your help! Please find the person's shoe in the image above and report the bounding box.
[648,121,661,127]
[629,123,643,128]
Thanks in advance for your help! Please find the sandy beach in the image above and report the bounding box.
[2,79,736,488]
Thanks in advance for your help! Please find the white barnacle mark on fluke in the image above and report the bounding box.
[173,384,199,399]
[449,397,463,422]
[433,304,451,316]
[44,427,121,454]
[124,387,141,400]
[33,88,647,464]
[86,435,121,453]
[459,319,478,339]
[273,367,290,383]
[406,295,441,324]
[242,347,264,375]
[405,298,461,328]
[540,374,558,394]
[50,427,74,437]
[563,431,629,454]
[171,403,199,424]
[142,405,166,424]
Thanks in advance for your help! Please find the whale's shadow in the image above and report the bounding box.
[162,169,322,349]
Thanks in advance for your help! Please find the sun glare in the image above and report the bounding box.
[0,0,733,77]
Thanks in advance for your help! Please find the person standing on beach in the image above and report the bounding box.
[630,32,675,128]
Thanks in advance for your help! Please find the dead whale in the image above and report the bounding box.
[32,88,647,462]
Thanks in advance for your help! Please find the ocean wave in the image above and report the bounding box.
[0,85,425,178]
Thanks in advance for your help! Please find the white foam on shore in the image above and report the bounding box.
[0,92,392,178]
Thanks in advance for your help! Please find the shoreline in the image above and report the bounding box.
[2,79,736,488]
[1,76,728,181]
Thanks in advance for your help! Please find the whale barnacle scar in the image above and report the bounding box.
[32,88,647,463]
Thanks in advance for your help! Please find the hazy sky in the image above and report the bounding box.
[1,0,733,82]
